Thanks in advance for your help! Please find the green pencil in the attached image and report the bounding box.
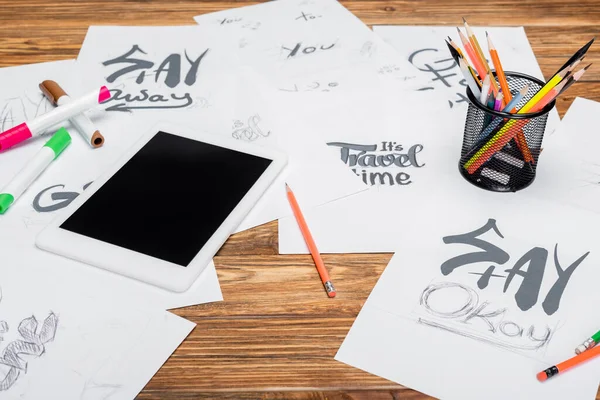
[575,330,600,354]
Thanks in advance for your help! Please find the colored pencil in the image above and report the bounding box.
[476,86,529,141]
[464,78,558,173]
[464,18,500,95]
[559,63,591,95]
[285,184,336,298]
[537,344,600,381]
[468,66,483,87]
[487,32,510,108]
[530,64,591,113]
[459,58,482,98]
[479,74,491,105]
[457,27,487,79]
[494,91,503,111]
[522,64,570,113]
[576,329,600,355]
[448,36,466,58]
[503,85,529,112]
[551,38,594,80]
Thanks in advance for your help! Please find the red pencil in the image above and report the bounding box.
[285,184,336,298]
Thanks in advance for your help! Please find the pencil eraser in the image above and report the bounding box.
[536,371,548,382]
[328,291,336,298]
[98,86,111,103]
[0,123,32,151]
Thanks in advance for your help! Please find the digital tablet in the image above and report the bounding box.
[36,123,287,292]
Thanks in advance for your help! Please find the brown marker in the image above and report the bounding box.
[39,80,104,148]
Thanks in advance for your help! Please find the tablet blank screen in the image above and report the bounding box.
[61,131,272,266]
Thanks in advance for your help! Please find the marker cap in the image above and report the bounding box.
[44,127,72,159]
[0,193,14,214]
[0,123,33,151]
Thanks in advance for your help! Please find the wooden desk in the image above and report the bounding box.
[1,1,598,398]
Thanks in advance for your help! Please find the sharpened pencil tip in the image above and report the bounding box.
[584,63,593,70]
[285,183,291,192]
[462,16,467,23]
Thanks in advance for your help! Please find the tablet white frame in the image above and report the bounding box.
[36,122,287,293]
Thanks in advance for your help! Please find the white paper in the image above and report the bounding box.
[194,0,420,90]
[0,259,194,400]
[277,87,464,254]
[336,194,600,400]
[521,97,600,214]
[224,70,368,232]
[75,26,367,233]
[0,60,223,310]
[373,25,561,133]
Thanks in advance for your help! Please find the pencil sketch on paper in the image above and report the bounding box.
[413,218,590,353]
[281,42,336,59]
[0,287,59,391]
[231,114,271,141]
[100,45,210,112]
[278,80,339,93]
[0,92,53,132]
[408,47,473,109]
[327,141,425,186]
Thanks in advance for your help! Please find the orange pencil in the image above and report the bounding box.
[285,184,336,298]
[537,343,600,381]
[487,32,510,108]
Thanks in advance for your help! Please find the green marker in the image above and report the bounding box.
[575,329,600,354]
[0,128,71,214]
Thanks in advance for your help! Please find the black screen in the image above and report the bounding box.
[61,131,272,266]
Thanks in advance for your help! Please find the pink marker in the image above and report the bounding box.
[0,86,111,151]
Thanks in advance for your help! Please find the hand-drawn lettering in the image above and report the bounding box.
[103,45,155,84]
[328,141,425,186]
[503,247,547,312]
[542,245,589,315]
[231,114,271,142]
[33,182,93,213]
[282,42,336,58]
[441,220,591,316]
[441,219,510,275]
[419,282,552,352]
[0,313,58,391]
[101,45,209,111]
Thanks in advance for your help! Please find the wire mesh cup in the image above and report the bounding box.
[459,72,555,192]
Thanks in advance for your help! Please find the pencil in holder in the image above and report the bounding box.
[458,72,555,192]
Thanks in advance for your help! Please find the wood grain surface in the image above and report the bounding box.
[1,1,599,399]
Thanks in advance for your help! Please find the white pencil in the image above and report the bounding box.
[0,85,110,151]
[459,58,482,98]
[0,128,71,214]
[479,74,491,106]
[40,80,105,148]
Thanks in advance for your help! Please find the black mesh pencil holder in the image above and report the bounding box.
[459,72,555,192]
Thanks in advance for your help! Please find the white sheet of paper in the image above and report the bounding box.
[193,0,419,89]
[336,194,600,400]
[223,69,368,232]
[0,259,194,400]
[372,25,561,134]
[75,26,367,233]
[0,60,223,310]
[276,87,465,254]
[522,97,600,214]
